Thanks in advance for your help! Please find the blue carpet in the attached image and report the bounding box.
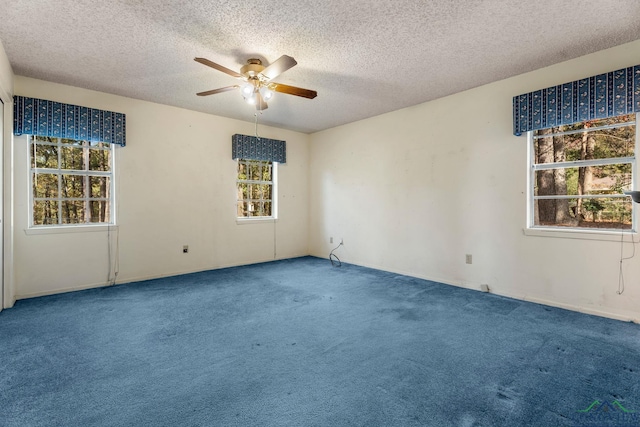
[1,256,640,426]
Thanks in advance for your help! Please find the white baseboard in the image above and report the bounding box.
[320,255,640,324]
[15,253,639,324]
[14,252,310,301]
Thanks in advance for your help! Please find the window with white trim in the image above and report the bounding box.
[29,135,114,226]
[236,159,277,219]
[529,114,636,231]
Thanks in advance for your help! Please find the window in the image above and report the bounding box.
[236,159,276,219]
[529,114,636,231]
[29,135,114,226]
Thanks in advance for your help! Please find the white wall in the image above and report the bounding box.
[309,39,640,322]
[13,76,309,298]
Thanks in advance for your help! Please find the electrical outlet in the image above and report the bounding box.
[465,254,472,264]
[330,237,333,244]
[183,245,189,254]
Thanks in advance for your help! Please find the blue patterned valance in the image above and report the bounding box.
[513,65,640,136]
[13,96,126,146]
[232,134,286,163]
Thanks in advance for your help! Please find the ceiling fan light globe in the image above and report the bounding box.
[260,87,274,101]
[245,94,257,105]
[241,83,254,98]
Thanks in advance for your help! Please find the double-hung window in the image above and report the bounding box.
[529,114,637,231]
[236,159,277,219]
[30,135,114,226]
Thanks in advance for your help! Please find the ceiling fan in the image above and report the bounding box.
[194,55,317,110]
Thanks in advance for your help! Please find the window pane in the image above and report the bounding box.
[263,164,272,181]
[89,148,111,171]
[534,197,631,229]
[61,146,84,170]
[237,162,247,179]
[534,164,632,197]
[90,176,110,198]
[61,201,85,224]
[263,201,272,216]
[238,183,248,199]
[61,175,85,198]
[33,173,58,198]
[533,116,635,165]
[33,200,59,225]
[89,201,110,223]
[253,183,262,199]
[32,144,59,168]
[261,184,272,200]
[250,162,262,180]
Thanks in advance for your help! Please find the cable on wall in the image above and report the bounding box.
[618,231,637,295]
[329,241,343,267]
[618,192,640,295]
[106,224,120,286]
[273,218,277,260]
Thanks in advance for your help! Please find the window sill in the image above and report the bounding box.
[236,217,278,225]
[523,226,636,242]
[25,224,118,235]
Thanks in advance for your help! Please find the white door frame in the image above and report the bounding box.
[0,78,13,309]
[0,99,3,311]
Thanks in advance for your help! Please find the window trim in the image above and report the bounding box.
[28,135,116,228]
[235,159,278,222]
[526,113,639,238]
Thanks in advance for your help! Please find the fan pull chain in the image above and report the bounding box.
[254,111,262,141]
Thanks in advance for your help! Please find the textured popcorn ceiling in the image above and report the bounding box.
[1,0,640,134]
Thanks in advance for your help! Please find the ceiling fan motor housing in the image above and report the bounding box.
[241,59,265,78]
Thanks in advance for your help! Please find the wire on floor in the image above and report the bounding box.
[329,242,343,267]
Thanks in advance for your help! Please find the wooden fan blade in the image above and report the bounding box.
[271,83,317,99]
[194,57,243,78]
[260,55,297,80]
[196,85,239,96]
[255,91,268,111]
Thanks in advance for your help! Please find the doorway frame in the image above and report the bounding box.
[0,72,14,310]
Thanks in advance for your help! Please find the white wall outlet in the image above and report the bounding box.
[465,254,472,264]
[330,237,333,244]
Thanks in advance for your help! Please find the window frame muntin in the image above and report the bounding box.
[527,113,638,234]
[28,135,115,228]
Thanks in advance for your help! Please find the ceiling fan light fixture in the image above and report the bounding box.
[241,83,254,98]
[245,92,257,105]
[260,86,274,101]
[194,55,317,108]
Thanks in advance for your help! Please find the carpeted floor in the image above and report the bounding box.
[1,256,639,426]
